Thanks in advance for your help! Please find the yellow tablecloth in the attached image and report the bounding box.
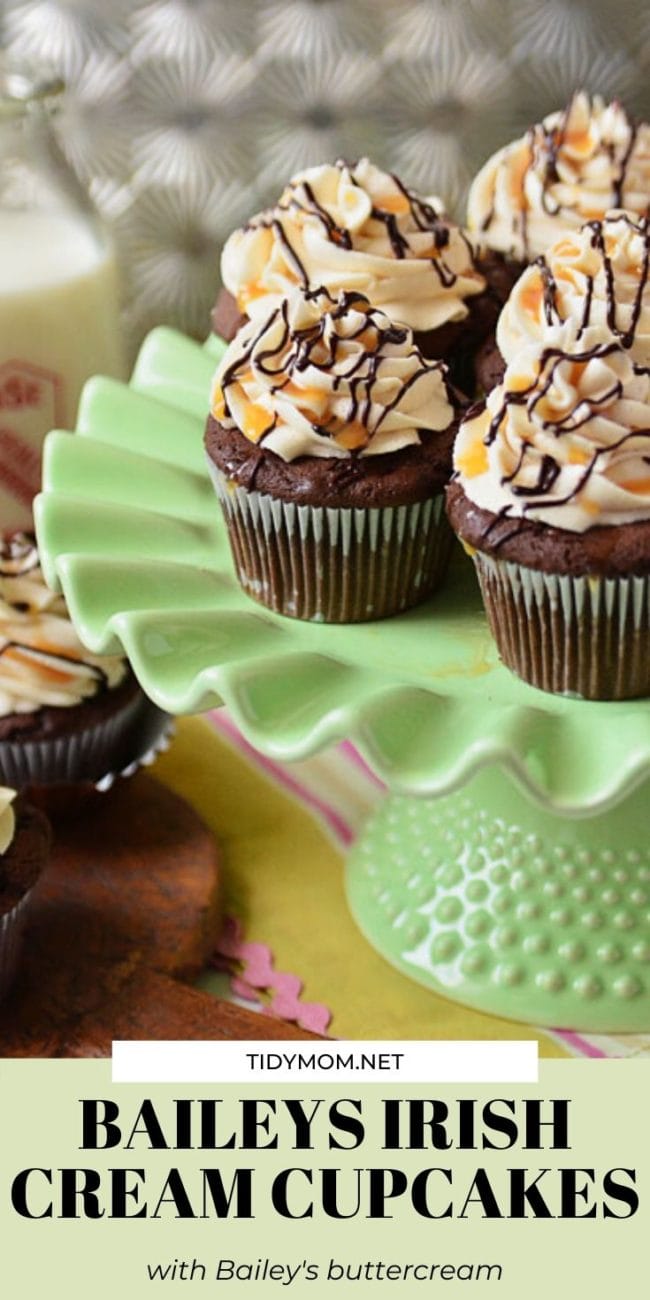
[154,715,649,1060]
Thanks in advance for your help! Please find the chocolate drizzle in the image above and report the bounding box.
[585,216,650,348]
[518,213,650,352]
[486,339,622,445]
[243,159,480,295]
[0,533,40,579]
[271,218,308,287]
[480,93,644,256]
[0,640,106,684]
[369,205,409,259]
[288,181,353,251]
[0,531,115,698]
[578,274,594,338]
[613,106,639,207]
[217,287,452,455]
[478,340,650,530]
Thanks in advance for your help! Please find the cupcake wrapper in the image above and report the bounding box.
[0,889,32,1001]
[473,551,650,700]
[94,715,174,793]
[210,467,453,623]
[0,692,171,790]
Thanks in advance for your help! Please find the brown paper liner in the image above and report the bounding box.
[0,692,170,791]
[473,551,650,700]
[209,469,453,622]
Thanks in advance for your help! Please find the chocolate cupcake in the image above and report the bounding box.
[473,334,507,398]
[0,533,170,790]
[447,324,650,699]
[0,787,50,1000]
[212,158,512,394]
[467,92,650,267]
[206,286,461,622]
[476,210,650,395]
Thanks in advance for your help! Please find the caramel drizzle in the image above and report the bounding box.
[247,159,477,291]
[480,341,650,530]
[279,181,353,252]
[220,288,451,452]
[0,641,108,686]
[586,215,650,347]
[0,533,40,578]
[532,213,650,347]
[0,531,112,693]
[483,93,642,256]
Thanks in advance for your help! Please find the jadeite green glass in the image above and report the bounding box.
[35,327,650,1030]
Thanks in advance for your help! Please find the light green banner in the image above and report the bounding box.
[0,1060,646,1297]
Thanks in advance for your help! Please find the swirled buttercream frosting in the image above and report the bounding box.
[211,287,455,462]
[0,787,15,855]
[221,158,486,334]
[454,324,650,532]
[0,533,127,715]
[468,93,650,262]
[497,212,650,366]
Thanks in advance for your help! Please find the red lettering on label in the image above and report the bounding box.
[0,374,42,409]
[0,427,40,506]
[0,360,66,514]
[0,359,65,426]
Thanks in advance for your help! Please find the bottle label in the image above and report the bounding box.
[0,359,65,529]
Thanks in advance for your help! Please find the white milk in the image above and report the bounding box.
[0,208,126,530]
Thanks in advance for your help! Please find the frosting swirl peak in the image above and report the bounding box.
[211,287,455,461]
[221,158,486,333]
[0,533,127,716]
[454,324,650,532]
[468,93,650,262]
[498,212,650,366]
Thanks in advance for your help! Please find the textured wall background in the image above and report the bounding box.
[1,0,647,353]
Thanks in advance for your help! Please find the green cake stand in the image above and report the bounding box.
[35,327,650,1033]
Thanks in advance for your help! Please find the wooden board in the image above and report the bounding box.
[0,774,321,1055]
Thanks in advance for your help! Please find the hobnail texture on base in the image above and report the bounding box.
[347,766,650,1032]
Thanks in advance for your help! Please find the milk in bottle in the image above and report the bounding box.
[0,68,126,529]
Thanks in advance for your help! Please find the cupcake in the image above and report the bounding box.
[446,324,650,699]
[468,92,650,267]
[212,157,514,393]
[0,533,169,790]
[0,786,50,1001]
[476,210,650,394]
[206,286,461,623]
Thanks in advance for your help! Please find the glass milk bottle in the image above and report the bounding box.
[0,66,126,530]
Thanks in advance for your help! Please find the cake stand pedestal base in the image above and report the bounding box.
[346,767,650,1032]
